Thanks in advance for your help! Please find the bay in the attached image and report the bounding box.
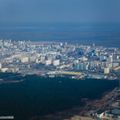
[0,75,118,120]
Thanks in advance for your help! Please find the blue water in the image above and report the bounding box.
[0,23,120,47]
[0,74,118,120]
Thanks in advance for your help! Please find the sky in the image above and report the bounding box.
[0,0,120,24]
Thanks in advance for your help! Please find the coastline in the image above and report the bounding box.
[0,73,118,120]
[0,79,24,84]
[31,88,119,120]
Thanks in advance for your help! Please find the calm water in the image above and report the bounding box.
[0,75,118,120]
[0,23,120,47]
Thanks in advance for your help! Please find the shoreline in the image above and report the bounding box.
[0,73,118,120]
[0,73,119,85]
[0,79,24,84]
[31,88,119,120]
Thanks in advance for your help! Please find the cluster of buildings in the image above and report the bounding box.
[0,40,120,80]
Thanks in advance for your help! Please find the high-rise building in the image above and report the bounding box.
[104,67,110,74]
[45,60,52,66]
[107,55,113,63]
[0,63,2,69]
[53,60,60,66]
[20,56,29,63]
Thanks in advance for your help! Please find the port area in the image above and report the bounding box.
[47,71,85,80]
[31,88,120,120]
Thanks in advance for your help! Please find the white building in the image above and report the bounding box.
[104,67,110,74]
[1,68,8,72]
[0,63,2,69]
[53,60,60,66]
[20,56,29,63]
[45,60,52,66]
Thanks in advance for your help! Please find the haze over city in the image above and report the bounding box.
[0,0,120,24]
[0,0,120,120]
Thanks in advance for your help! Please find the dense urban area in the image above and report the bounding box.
[0,40,120,80]
[0,40,120,120]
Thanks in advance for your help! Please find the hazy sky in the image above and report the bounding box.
[0,0,120,24]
